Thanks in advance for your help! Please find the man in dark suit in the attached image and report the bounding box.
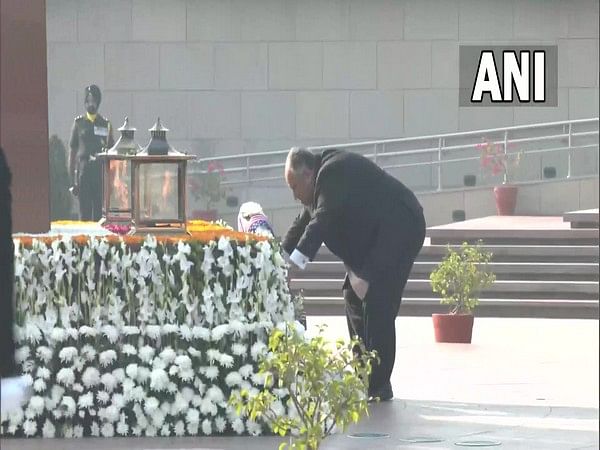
[282,147,426,401]
[69,84,114,221]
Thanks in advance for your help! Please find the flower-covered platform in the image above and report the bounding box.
[1,220,296,438]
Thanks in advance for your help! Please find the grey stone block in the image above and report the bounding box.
[99,91,134,141]
[540,179,581,214]
[186,0,241,41]
[350,91,403,138]
[459,0,514,40]
[513,89,569,125]
[419,191,465,227]
[349,0,404,40]
[77,0,132,42]
[132,0,186,42]
[514,0,567,39]
[159,44,214,90]
[323,42,376,89]
[405,0,459,40]
[238,0,295,41]
[514,184,541,215]
[459,107,514,132]
[105,44,159,90]
[47,43,104,90]
[404,90,459,137]
[296,92,349,139]
[464,189,497,218]
[215,43,268,90]
[562,0,600,38]
[378,41,432,89]
[188,92,241,138]
[132,92,190,141]
[296,0,350,41]
[269,43,322,90]
[569,88,600,119]
[241,92,296,139]
[558,39,598,88]
[579,178,599,210]
[432,41,459,88]
[46,0,77,42]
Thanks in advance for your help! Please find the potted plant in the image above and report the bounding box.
[189,161,227,221]
[229,323,376,450]
[476,138,522,215]
[429,242,496,343]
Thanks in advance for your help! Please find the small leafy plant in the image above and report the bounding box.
[190,161,228,210]
[476,138,523,184]
[430,241,496,314]
[229,323,377,450]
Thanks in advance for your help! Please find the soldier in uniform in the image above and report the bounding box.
[69,84,114,221]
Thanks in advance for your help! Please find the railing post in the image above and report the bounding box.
[246,156,251,182]
[567,122,573,179]
[374,143,378,164]
[503,130,509,184]
[437,138,443,191]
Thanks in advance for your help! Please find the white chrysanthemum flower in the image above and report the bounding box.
[250,341,267,361]
[179,324,193,341]
[150,368,169,392]
[112,393,126,410]
[82,367,100,387]
[60,396,77,417]
[100,422,114,437]
[168,364,178,377]
[181,386,195,402]
[172,394,189,415]
[219,353,234,368]
[116,420,129,436]
[73,425,84,438]
[174,354,192,369]
[80,344,97,362]
[23,419,37,436]
[152,357,167,371]
[187,422,199,435]
[215,415,227,433]
[206,348,220,363]
[50,327,67,343]
[125,363,138,379]
[191,326,211,341]
[112,368,125,383]
[28,395,45,416]
[225,371,243,387]
[186,408,200,425]
[97,390,110,404]
[122,344,137,356]
[63,424,74,438]
[137,367,151,385]
[160,424,171,437]
[231,418,245,434]
[139,346,155,363]
[273,388,289,398]
[167,382,178,394]
[246,420,262,436]
[56,368,75,387]
[99,349,117,367]
[162,323,179,335]
[152,410,166,429]
[58,347,78,363]
[72,383,84,393]
[159,347,176,364]
[72,356,85,373]
[191,394,203,408]
[78,392,94,409]
[144,397,160,415]
[146,425,157,437]
[207,385,224,403]
[203,366,219,380]
[79,326,97,338]
[200,398,217,416]
[42,419,56,438]
[24,323,42,344]
[103,405,120,423]
[238,364,254,379]
[122,326,140,336]
[210,324,230,341]
[15,346,30,364]
[252,372,267,386]
[33,378,46,393]
[145,325,161,340]
[187,346,201,358]
[101,373,118,392]
[65,327,79,341]
[178,369,194,382]
[201,418,212,435]
[231,343,247,356]
[36,366,51,380]
[131,426,142,436]
[174,420,185,436]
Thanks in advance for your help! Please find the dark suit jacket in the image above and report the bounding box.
[282,148,424,283]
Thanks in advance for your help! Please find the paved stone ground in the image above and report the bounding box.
[2,317,598,450]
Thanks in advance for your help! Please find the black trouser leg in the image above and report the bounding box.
[79,160,102,221]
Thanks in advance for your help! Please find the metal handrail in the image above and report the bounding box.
[189,118,599,193]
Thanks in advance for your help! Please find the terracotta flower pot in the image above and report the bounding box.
[493,184,518,215]
[192,209,218,221]
[432,313,474,343]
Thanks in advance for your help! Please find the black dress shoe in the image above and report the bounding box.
[368,381,393,402]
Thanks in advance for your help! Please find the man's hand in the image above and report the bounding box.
[347,269,369,300]
[69,184,79,197]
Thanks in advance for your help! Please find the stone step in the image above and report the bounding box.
[313,243,600,263]
[295,261,599,281]
[301,296,599,319]
[563,208,599,229]
[290,278,600,300]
